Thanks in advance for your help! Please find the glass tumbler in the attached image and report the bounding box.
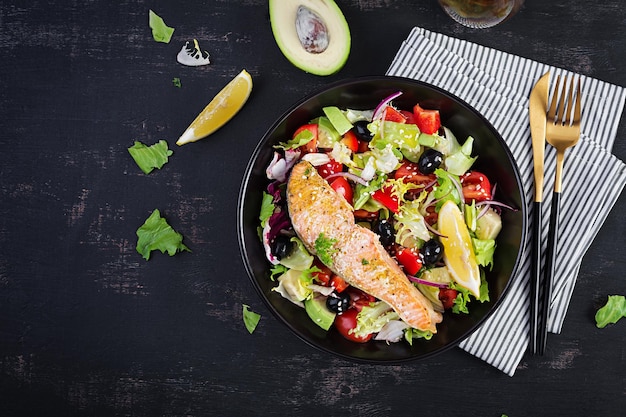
[438,0,524,28]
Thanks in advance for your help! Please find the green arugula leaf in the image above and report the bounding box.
[243,304,261,334]
[595,295,626,328]
[128,140,173,174]
[149,10,175,43]
[136,209,190,260]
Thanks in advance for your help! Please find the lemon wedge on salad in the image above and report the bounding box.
[438,200,481,297]
[177,69,253,145]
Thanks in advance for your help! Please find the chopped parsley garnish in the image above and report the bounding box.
[361,258,369,265]
[314,233,338,266]
[172,77,182,88]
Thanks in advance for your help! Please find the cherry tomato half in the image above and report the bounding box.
[334,308,372,343]
[460,171,492,202]
[293,124,318,153]
[316,159,343,179]
[438,288,459,310]
[330,176,353,205]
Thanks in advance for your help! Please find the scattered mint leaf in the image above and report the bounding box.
[172,77,181,88]
[149,10,175,43]
[243,304,261,334]
[136,209,190,260]
[595,295,626,328]
[128,140,173,174]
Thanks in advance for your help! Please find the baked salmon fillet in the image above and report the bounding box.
[287,161,442,333]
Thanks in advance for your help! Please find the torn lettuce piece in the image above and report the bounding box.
[445,136,477,175]
[243,304,261,334]
[473,238,496,270]
[272,268,314,306]
[149,10,175,43]
[404,327,434,345]
[433,168,462,209]
[136,209,190,260]
[595,295,626,328]
[279,237,314,270]
[351,301,399,339]
[128,140,173,174]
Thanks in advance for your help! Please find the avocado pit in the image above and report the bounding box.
[296,6,329,54]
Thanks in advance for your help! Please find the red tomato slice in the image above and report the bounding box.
[347,287,376,312]
[438,288,459,310]
[460,171,492,202]
[330,176,353,205]
[383,106,407,123]
[395,247,423,276]
[334,309,372,343]
[293,124,318,153]
[394,160,437,187]
[330,275,349,293]
[316,159,343,179]
[400,110,416,124]
[371,186,399,213]
[413,104,441,134]
[341,130,359,152]
[311,260,332,286]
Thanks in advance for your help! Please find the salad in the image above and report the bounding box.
[259,91,511,345]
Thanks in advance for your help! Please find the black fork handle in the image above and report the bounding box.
[538,191,561,355]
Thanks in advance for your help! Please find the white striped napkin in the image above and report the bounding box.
[387,27,626,376]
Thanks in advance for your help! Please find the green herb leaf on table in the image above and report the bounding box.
[128,140,173,174]
[172,77,182,88]
[136,209,190,260]
[243,304,261,334]
[595,295,626,328]
[149,10,175,43]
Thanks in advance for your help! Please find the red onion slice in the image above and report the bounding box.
[373,91,403,120]
[407,275,449,289]
[325,171,369,186]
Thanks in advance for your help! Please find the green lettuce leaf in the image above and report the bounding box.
[275,129,313,150]
[595,295,626,328]
[136,209,190,260]
[259,192,275,227]
[243,304,261,334]
[149,10,175,43]
[128,140,173,174]
[473,238,496,270]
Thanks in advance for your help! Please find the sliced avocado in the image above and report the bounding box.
[304,295,336,330]
[269,0,351,76]
[323,106,353,135]
[311,116,340,148]
[475,208,503,240]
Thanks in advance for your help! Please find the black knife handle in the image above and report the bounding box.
[529,201,542,355]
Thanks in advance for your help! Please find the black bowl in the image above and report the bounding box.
[237,76,526,363]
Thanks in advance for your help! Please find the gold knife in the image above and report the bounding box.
[528,72,550,355]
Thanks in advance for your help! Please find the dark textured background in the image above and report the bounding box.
[1,1,624,416]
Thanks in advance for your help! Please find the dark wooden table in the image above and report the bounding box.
[1,1,624,416]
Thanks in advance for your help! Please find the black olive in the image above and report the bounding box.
[326,291,352,314]
[353,120,373,142]
[372,219,395,247]
[421,239,443,266]
[417,149,443,174]
[271,235,294,260]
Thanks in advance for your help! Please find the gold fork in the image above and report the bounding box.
[538,75,582,354]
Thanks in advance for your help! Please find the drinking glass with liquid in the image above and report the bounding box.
[438,0,524,28]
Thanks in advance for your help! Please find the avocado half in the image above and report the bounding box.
[269,0,351,76]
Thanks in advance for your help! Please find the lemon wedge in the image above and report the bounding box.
[438,200,481,297]
[177,69,253,145]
